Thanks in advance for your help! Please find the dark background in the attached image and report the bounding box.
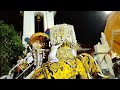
[0,11,110,45]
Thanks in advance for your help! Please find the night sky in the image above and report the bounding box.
[0,11,110,45]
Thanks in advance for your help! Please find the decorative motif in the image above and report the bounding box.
[56,46,75,60]
[50,24,77,48]
[30,58,88,79]
[30,53,109,79]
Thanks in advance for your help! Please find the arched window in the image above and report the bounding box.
[35,14,44,33]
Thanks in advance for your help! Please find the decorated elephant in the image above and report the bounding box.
[30,24,109,79]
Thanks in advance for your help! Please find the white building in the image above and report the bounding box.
[20,11,56,47]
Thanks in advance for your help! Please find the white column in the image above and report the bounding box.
[46,11,54,29]
[22,11,35,46]
[43,11,54,32]
[43,12,48,32]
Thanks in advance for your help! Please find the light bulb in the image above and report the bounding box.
[104,11,112,15]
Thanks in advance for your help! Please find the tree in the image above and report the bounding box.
[0,21,25,76]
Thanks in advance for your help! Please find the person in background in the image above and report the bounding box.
[112,57,120,78]
[16,56,24,79]
[24,41,32,55]
[26,51,34,64]
[24,48,34,72]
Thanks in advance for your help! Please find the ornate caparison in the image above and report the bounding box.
[30,24,109,79]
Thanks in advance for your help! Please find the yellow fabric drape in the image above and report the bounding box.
[104,11,120,55]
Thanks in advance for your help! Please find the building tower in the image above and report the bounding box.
[20,11,56,47]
